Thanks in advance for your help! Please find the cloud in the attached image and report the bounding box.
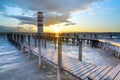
[65,22,76,26]
[0,25,30,32]
[9,0,104,13]
[5,15,37,25]
[44,14,73,26]
[5,13,76,26]
[1,0,105,27]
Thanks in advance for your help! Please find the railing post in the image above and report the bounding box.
[78,40,82,61]
[57,36,62,80]
[38,35,42,69]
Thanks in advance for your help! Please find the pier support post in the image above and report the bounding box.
[78,40,82,61]
[21,34,25,52]
[34,35,37,47]
[66,38,68,43]
[23,35,26,52]
[38,36,42,69]
[55,37,57,50]
[57,36,62,80]
[44,37,47,48]
[42,37,44,47]
[28,35,32,58]
[16,34,19,48]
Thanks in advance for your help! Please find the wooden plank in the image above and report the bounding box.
[88,65,108,79]
[104,65,120,80]
[63,56,89,66]
[31,49,39,56]
[45,54,57,60]
[43,50,53,58]
[100,68,114,80]
[93,66,113,80]
[72,64,94,75]
[43,52,58,64]
[24,43,119,80]
[64,62,89,73]
[63,62,84,70]
[44,54,57,63]
[42,57,57,66]
[114,72,120,80]
[80,66,100,80]
[64,59,89,66]
[63,60,87,70]
[76,65,97,77]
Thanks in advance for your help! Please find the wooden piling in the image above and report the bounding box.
[22,34,26,52]
[44,37,47,48]
[38,35,42,69]
[55,37,57,50]
[34,35,37,47]
[57,36,62,80]
[28,35,32,58]
[78,40,82,61]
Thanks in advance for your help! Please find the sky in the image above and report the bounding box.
[0,0,120,33]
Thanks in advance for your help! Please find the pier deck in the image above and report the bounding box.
[24,44,120,80]
[7,33,120,80]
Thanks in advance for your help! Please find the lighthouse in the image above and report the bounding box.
[37,11,44,34]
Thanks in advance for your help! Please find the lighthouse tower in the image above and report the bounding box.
[37,11,44,34]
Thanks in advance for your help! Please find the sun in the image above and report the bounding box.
[54,27,60,33]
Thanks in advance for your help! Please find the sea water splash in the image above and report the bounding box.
[0,35,60,80]
[0,35,30,73]
[41,39,120,66]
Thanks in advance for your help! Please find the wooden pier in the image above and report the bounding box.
[7,33,120,80]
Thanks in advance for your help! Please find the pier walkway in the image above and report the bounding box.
[25,45,120,80]
[7,33,120,80]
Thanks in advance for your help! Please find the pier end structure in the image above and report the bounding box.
[38,11,44,35]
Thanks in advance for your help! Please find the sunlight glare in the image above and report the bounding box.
[54,27,60,33]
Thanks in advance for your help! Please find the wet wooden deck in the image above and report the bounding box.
[24,44,120,80]
[7,33,120,80]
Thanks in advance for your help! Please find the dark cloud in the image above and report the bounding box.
[0,25,30,32]
[6,15,37,25]
[65,22,76,26]
[5,13,76,26]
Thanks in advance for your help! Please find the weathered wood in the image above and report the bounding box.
[9,33,120,80]
[38,37,42,69]
[78,40,82,61]
[73,64,93,75]
[114,71,120,80]
[77,65,96,77]
[34,36,37,47]
[105,65,120,80]
[93,66,113,80]
[63,61,86,71]
[88,65,108,80]
[57,37,62,80]
[55,38,57,50]
[44,38,47,48]
[81,66,100,80]
[28,35,32,58]
[21,34,25,52]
